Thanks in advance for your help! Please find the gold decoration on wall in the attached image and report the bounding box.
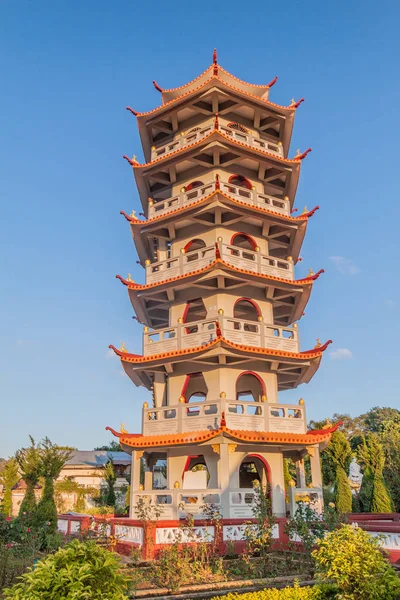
[314,338,322,348]
[174,480,180,488]
[130,210,136,218]
[217,236,223,242]
[308,268,314,277]
[120,423,128,434]
[143,402,148,409]
[254,246,260,252]
[257,315,263,322]
[261,394,267,403]
[145,259,151,266]
[179,396,186,403]
[219,391,226,399]
[298,398,305,406]
[138,483,144,490]
[306,446,315,458]
[136,451,144,460]
[289,480,295,487]
[228,443,237,454]
[302,206,308,215]
[218,309,224,315]
[211,444,220,455]
[143,326,149,333]
[322,419,332,430]
[295,149,301,157]
[127,274,134,282]
[119,342,127,352]
[180,248,185,254]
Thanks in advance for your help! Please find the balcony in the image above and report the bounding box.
[150,118,284,162]
[143,316,299,355]
[146,242,294,285]
[142,397,306,437]
[148,179,290,219]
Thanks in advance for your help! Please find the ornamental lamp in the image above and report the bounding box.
[299,398,305,406]
[220,391,226,399]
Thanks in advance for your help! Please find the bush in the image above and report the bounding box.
[3,538,130,599]
[313,524,400,599]
[212,581,337,600]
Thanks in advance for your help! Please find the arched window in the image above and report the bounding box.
[238,455,271,497]
[236,371,265,405]
[234,299,261,328]
[181,373,208,408]
[182,298,207,335]
[186,180,204,191]
[228,174,252,190]
[227,122,249,134]
[184,238,206,258]
[231,232,257,251]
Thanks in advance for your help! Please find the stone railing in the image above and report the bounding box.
[148,179,290,219]
[145,242,294,285]
[143,316,298,355]
[142,398,306,437]
[150,118,284,162]
[131,489,222,521]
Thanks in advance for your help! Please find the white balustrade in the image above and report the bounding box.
[148,179,290,219]
[150,118,284,162]
[131,489,220,522]
[142,397,306,436]
[145,242,293,285]
[143,317,298,355]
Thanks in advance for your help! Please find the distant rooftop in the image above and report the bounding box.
[64,451,131,467]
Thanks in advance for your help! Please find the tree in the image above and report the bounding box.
[0,458,19,517]
[94,441,122,451]
[103,459,117,507]
[35,438,73,531]
[380,421,400,511]
[54,478,99,513]
[324,431,352,513]
[15,436,41,516]
[357,434,393,513]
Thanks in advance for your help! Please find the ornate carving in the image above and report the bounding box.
[228,443,237,454]
[136,451,144,460]
[211,444,220,455]
[120,423,128,434]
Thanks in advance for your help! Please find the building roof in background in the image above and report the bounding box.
[64,451,131,467]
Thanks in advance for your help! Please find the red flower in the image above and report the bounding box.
[27,528,31,533]
[5,517,11,522]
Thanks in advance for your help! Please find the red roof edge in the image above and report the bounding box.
[306,421,342,436]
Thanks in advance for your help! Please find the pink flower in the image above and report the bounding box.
[6,543,12,549]
[27,528,31,533]
[5,517,11,522]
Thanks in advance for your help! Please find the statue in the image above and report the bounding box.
[348,457,363,493]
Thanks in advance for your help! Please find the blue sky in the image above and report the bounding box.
[1,1,399,457]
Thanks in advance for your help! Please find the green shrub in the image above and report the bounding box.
[313,524,400,599]
[3,538,130,599]
[212,581,337,600]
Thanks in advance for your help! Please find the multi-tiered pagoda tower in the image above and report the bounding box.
[108,52,337,524]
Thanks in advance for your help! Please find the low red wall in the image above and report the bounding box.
[57,513,400,564]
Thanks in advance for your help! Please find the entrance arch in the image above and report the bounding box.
[239,454,271,490]
[228,174,252,190]
[234,298,261,322]
[183,298,207,333]
[230,232,257,251]
[181,372,208,403]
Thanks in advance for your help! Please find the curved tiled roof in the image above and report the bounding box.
[116,257,324,291]
[120,190,319,227]
[108,336,332,363]
[124,130,308,170]
[132,74,298,119]
[105,421,340,448]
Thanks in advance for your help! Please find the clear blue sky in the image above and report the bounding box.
[1,1,399,457]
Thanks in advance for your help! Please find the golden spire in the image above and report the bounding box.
[120,423,128,434]
[314,338,322,348]
[302,206,308,215]
[295,149,301,157]
[322,418,332,430]
[130,209,136,218]
[119,341,127,352]
[127,274,134,282]
[308,268,314,277]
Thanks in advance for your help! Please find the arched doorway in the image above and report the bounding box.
[233,299,260,332]
[183,298,207,333]
[185,180,204,191]
[228,174,252,190]
[231,232,257,251]
[184,238,206,263]
[181,372,208,403]
[239,454,271,493]
[236,371,265,414]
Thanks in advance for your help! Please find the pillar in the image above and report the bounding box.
[218,443,231,518]
[129,450,142,518]
[309,445,322,489]
[295,457,306,488]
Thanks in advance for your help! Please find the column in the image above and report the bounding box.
[309,445,322,489]
[129,450,142,518]
[295,457,306,488]
[218,443,231,518]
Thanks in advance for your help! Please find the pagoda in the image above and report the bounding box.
[107,52,337,528]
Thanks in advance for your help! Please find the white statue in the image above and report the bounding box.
[348,457,363,491]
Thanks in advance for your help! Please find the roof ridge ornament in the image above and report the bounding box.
[213,48,218,75]
[294,148,312,161]
[267,76,278,88]
[290,97,305,109]
[122,154,139,166]
[153,80,163,93]
[126,106,139,116]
